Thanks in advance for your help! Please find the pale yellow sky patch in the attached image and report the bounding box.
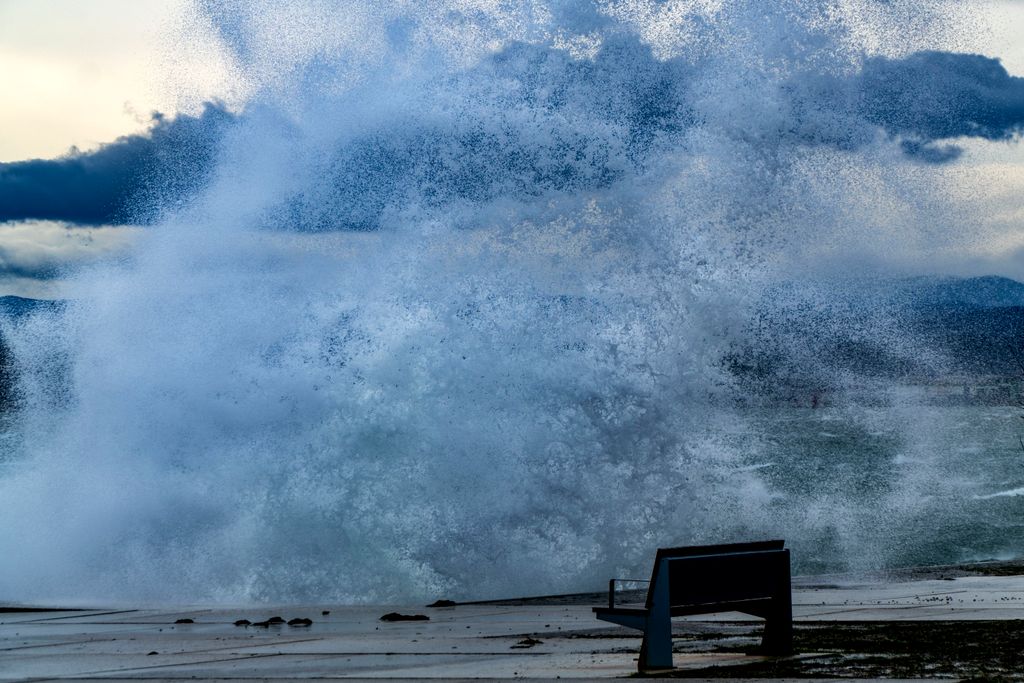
[2,0,1023,163]
[987,0,1024,74]
[0,0,238,162]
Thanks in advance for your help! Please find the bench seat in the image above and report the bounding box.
[593,540,792,672]
[594,596,778,620]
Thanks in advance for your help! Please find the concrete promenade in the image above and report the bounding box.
[3,570,1024,681]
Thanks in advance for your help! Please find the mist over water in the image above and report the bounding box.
[1,1,1022,604]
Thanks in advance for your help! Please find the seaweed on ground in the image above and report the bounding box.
[659,621,1024,680]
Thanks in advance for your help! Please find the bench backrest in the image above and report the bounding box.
[645,540,787,608]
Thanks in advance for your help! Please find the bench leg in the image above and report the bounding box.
[761,613,792,654]
[639,557,674,672]
[761,592,793,655]
[762,562,793,655]
[639,615,673,671]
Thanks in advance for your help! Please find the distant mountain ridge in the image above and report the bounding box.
[881,275,1024,309]
[0,296,63,319]
[736,275,1024,403]
[765,275,1024,313]
[3,276,1024,408]
[2,275,1022,318]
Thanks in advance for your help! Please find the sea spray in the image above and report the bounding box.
[0,0,1019,603]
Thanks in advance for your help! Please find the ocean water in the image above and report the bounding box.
[0,0,1020,604]
[735,404,1024,574]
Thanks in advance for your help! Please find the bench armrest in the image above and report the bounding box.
[607,578,650,609]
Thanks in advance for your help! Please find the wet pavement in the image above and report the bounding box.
[3,572,1024,681]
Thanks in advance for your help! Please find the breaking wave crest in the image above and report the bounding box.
[0,0,1017,604]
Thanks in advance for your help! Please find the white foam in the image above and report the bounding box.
[0,0,1000,604]
[975,487,1024,501]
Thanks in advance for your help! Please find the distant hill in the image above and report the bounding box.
[844,275,1024,310]
[0,296,63,319]
[766,275,1024,312]
[731,275,1024,403]
[904,275,1024,309]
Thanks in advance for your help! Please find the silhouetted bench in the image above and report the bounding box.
[593,540,792,672]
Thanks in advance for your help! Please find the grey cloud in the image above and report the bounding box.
[859,51,1024,144]
[1,47,1022,232]
[899,139,963,164]
[792,51,1024,162]
[288,44,1024,232]
[0,103,235,226]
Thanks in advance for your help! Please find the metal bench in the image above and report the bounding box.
[593,540,792,672]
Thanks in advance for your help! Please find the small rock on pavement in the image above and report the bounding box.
[512,637,543,649]
[380,612,429,622]
[427,599,457,607]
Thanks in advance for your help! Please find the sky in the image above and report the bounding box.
[6,1,1024,163]
[0,0,236,297]
[0,0,239,163]
[1,0,1024,298]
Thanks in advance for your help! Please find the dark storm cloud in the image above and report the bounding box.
[280,37,696,231]
[0,103,235,226]
[290,44,1024,232]
[858,51,1024,144]
[898,139,963,164]
[776,51,1024,162]
[1,48,1021,230]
